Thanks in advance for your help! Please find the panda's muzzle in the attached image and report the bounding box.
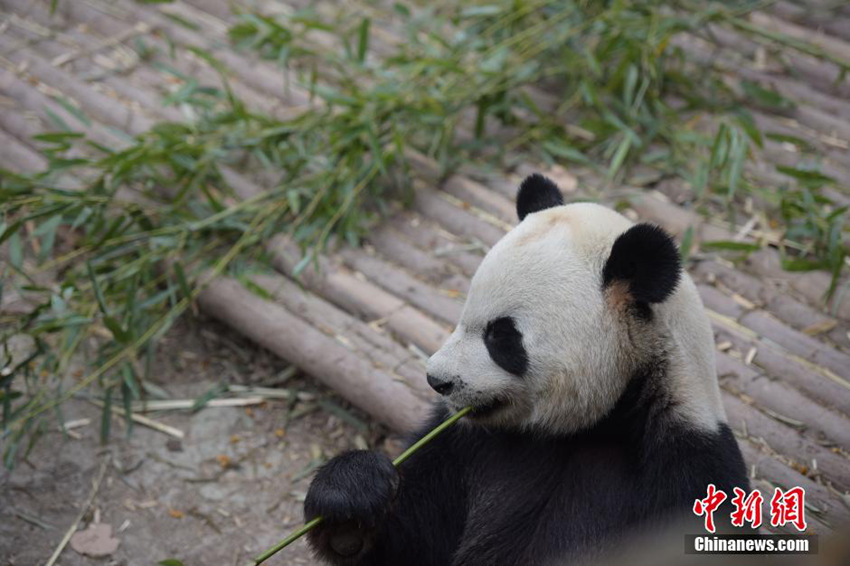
[426,373,455,396]
[469,397,508,418]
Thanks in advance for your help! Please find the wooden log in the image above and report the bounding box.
[48,0,310,108]
[0,70,129,150]
[695,260,849,345]
[723,391,850,491]
[716,352,850,450]
[0,34,154,135]
[198,276,431,432]
[750,11,850,65]
[0,26,271,215]
[3,0,294,121]
[738,310,850,382]
[385,212,484,278]
[339,247,464,325]
[269,235,451,355]
[412,186,504,248]
[760,140,850,188]
[172,0,235,22]
[744,250,850,322]
[738,438,850,528]
[698,24,850,99]
[367,222,472,294]
[673,32,850,135]
[407,152,516,224]
[0,25,181,126]
[0,109,47,152]
[769,1,850,43]
[750,112,850,182]
[0,129,48,172]
[713,320,850,417]
[699,273,850,355]
[632,192,850,322]
[248,272,432,398]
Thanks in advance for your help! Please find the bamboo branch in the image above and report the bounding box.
[87,399,185,439]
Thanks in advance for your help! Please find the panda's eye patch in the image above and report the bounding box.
[485,317,518,342]
[484,317,528,377]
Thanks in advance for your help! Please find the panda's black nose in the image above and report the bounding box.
[426,374,454,396]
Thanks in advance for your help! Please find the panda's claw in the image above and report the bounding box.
[304,450,398,563]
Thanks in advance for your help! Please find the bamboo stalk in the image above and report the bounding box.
[130,397,266,412]
[87,399,185,439]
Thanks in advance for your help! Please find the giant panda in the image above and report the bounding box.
[303,174,749,566]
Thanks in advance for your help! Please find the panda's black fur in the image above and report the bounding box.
[516,173,565,221]
[304,174,750,566]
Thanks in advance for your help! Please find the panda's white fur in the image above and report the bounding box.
[304,176,748,566]
[428,202,725,435]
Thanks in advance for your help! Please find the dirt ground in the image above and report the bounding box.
[0,317,388,566]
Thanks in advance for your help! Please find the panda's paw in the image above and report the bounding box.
[304,450,398,562]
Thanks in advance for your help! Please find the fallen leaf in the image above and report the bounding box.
[802,319,838,336]
[70,523,120,557]
[216,454,232,468]
[168,508,185,519]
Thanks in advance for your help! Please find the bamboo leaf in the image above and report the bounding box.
[357,18,370,63]
[776,165,834,187]
[191,383,228,413]
[51,96,91,127]
[9,232,23,269]
[104,317,131,344]
[292,251,314,277]
[702,240,761,252]
[680,226,695,263]
[86,261,109,315]
[241,277,274,301]
[173,262,192,302]
[608,135,632,178]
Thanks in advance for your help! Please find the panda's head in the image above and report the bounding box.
[426,174,724,434]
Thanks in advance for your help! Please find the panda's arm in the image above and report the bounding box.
[305,405,472,566]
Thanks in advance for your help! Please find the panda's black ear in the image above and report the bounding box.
[602,223,681,304]
[516,174,564,221]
